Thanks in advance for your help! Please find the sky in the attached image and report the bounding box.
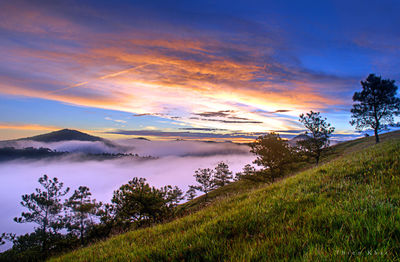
[1,0,400,141]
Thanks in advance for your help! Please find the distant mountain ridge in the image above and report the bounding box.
[17,129,105,142]
[0,129,119,149]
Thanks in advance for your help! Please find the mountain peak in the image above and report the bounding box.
[19,129,105,143]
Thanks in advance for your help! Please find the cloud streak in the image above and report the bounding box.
[1,0,398,138]
[0,1,357,132]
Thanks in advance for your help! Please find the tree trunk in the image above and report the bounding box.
[374,128,380,143]
[42,212,48,253]
[80,217,84,245]
[41,225,47,255]
[315,151,320,166]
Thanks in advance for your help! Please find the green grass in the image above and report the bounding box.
[51,132,400,261]
[179,131,400,214]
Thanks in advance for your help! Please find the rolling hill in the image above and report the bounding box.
[50,131,400,261]
[0,129,119,150]
[17,129,106,143]
[0,129,124,160]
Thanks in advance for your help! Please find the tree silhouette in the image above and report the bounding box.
[185,186,197,201]
[14,175,69,253]
[250,132,296,181]
[234,164,255,181]
[111,178,183,226]
[160,185,184,211]
[64,186,101,245]
[213,161,233,187]
[298,111,335,165]
[191,168,216,201]
[112,178,165,225]
[350,74,400,143]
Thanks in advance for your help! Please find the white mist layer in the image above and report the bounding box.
[1,139,250,157]
[0,140,254,251]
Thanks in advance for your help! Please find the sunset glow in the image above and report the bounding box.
[1,0,399,141]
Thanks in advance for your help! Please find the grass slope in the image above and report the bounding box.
[52,134,400,261]
[180,131,400,214]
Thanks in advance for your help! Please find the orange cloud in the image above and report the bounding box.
[0,4,351,134]
[0,123,58,131]
[0,123,59,140]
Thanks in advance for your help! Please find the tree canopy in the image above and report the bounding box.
[298,111,335,165]
[350,74,400,143]
[214,162,233,187]
[64,186,101,245]
[191,168,216,201]
[250,132,296,181]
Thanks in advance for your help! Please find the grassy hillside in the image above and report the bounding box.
[179,131,400,214]
[51,132,400,261]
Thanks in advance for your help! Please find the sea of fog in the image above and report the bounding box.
[0,139,254,251]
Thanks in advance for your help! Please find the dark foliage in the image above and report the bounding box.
[64,186,102,245]
[189,161,234,201]
[191,168,217,201]
[185,186,197,201]
[0,147,155,162]
[213,162,233,187]
[234,164,256,181]
[14,175,70,253]
[350,74,400,143]
[0,175,183,261]
[250,132,297,181]
[0,147,66,161]
[111,178,183,227]
[297,111,335,165]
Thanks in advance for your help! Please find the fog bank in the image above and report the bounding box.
[0,139,250,157]
[0,139,254,251]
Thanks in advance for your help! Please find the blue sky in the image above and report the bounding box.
[0,0,399,141]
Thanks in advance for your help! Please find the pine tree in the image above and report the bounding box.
[14,175,69,252]
[213,161,233,187]
[185,186,197,200]
[350,74,400,143]
[64,186,101,245]
[251,132,297,180]
[298,111,335,165]
[191,168,216,201]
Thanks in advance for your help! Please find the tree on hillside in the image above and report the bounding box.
[213,161,233,187]
[298,111,335,165]
[250,132,297,181]
[112,178,165,226]
[160,185,184,213]
[64,186,101,245]
[14,175,69,253]
[185,186,197,201]
[191,168,216,201]
[350,74,400,143]
[112,178,183,226]
[234,164,256,181]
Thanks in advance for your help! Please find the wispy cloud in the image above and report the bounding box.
[1,0,396,137]
[104,117,127,124]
